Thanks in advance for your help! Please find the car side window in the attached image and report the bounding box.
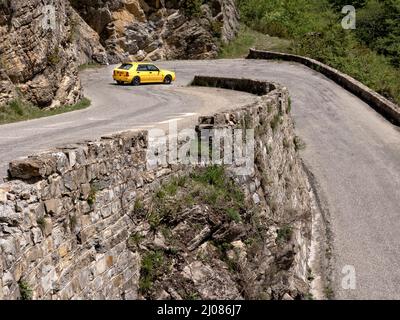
[137,65,148,72]
[147,65,159,72]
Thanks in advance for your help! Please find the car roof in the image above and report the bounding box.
[125,62,155,65]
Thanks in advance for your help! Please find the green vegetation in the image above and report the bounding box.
[147,166,246,231]
[304,292,315,300]
[134,198,145,216]
[219,25,291,58]
[36,217,46,231]
[18,280,33,300]
[129,232,144,246]
[324,285,335,299]
[344,0,400,67]
[213,241,240,273]
[181,0,203,17]
[231,0,400,105]
[276,225,293,243]
[307,268,315,281]
[139,250,166,293]
[283,138,290,149]
[287,97,292,114]
[186,292,200,300]
[0,98,90,125]
[210,20,223,38]
[87,184,98,206]
[226,208,242,223]
[78,62,102,71]
[192,165,225,187]
[294,136,307,151]
[68,16,79,43]
[47,47,60,66]
[270,113,281,132]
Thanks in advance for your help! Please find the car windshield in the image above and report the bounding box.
[118,63,133,70]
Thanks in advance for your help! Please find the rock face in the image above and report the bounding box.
[70,0,239,63]
[0,77,313,300]
[0,0,107,108]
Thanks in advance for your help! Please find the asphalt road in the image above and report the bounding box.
[1,59,400,299]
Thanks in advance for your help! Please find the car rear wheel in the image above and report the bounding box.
[163,75,172,85]
[132,76,141,86]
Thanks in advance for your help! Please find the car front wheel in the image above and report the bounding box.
[163,75,172,85]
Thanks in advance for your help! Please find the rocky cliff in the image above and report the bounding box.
[0,0,107,108]
[70,0,239,62]
[0,0,239,107]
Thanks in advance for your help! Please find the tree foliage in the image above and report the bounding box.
[237,0,400,104]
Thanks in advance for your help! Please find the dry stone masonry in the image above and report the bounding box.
[0,77,313,300]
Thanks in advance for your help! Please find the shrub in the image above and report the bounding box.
[192,165,225,187]
[210,20,223,38]
[19,280,33,300]
[182,0,202,17]
[47,47,60,65]
[277,225,292,243]
[87,185,97,206]
[294,136,306,151]
[139,251,165,293]
[226,208,242,223]
[36,217,46,231]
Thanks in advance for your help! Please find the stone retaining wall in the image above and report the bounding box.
[247,49,400,126]
[0,77,312,300]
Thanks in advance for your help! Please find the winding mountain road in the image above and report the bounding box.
[1,59,400,299]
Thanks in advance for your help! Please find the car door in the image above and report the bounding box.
[136,64,150,82]
[147,64,163,83]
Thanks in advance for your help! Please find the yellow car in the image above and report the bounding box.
[113,62,176,86]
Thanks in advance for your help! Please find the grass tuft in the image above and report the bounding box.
[219,25,291,59]
[139,250,166,294]
[87,184,97,206]
[294,136,306,151]
[18,280,33,300]
[277,225,293,244]
[0,98,90,125]
[226,208,242,223]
